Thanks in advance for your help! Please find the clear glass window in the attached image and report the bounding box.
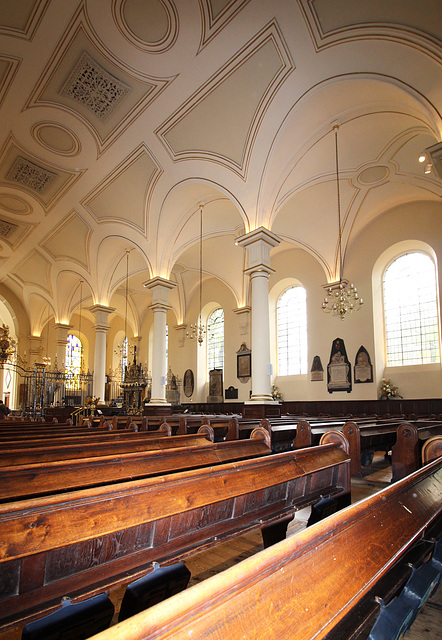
[277,287,308,375]
[383,252,440,366]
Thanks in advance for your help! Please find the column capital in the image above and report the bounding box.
[144,277,177,307]
[244,264,275,278]
[53,323,73,331]
[89,305,116,331]
[236,227,280,270]
[149,302,171,313]
[89,304,116,315]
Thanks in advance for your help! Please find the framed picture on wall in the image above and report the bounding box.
[183,369,194,397]
[237,343,251,381]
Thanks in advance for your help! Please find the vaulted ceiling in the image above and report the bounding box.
[0,0,441,337]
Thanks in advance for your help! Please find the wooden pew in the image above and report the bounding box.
[392,421,442,481]
[0,423,173,449]
[0,438,350,630]
[178,416,240,441]
[0,427,271,502]
[0,427,217,467]
[87,457,442,640]
[83,416,148,430]
[422,435,442,465]
[0,421,76,435]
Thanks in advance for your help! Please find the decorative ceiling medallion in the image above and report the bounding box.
[0,219,18,238]
[114,0,178,52]
[0,194,32,214]
[6,156,57,194]
[356,165,390,186]
[32,122,81,156]
[60,51,131,122]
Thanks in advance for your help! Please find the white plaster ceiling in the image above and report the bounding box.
[0,0,440,335]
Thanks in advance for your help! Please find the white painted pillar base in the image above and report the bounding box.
[89,305,115,403]
[144,277,177,405]
[236,227,281,404]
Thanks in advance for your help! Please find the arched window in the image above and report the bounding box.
[383,252,440,366]
[121,336,128,372]
[277,287,307,376]
[207,308,224,374]
[65,334,82,388]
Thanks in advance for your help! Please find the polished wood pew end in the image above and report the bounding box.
[392,423,442,482]
[118,562,191,622]
[422,435,442,465]
[21,593,114,640]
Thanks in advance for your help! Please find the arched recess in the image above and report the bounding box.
[66,279,93,373]
[194,300,221,398]
[154,180,247,325]
[0,300,18,337]
[260,73,441,228]
[262,73,442,286]
[0,295,21,409]
[372,239,441,397]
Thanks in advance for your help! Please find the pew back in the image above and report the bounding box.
[0,441,350,630]
[86,458,442,640]
[0,427,271,501]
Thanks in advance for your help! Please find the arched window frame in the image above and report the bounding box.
[207,307,224,376]
[65,334,82,389]
[382,251,440,366]
[276,286,308,376]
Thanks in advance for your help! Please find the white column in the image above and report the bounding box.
[89,305,115,403]
[28,335,43,365]
[236,227,280,404]
[144,277,177,405]
[53,323,72,370]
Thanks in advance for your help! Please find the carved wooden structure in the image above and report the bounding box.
[392,422,442,481]
[0,428,271,502]
[0,428,217,467]
[0,440,349,630]
[88,458,442,640]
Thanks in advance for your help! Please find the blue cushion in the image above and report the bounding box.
[118,562,191,622]
[21,593,114,640]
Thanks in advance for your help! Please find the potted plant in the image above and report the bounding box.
[379,378,402,400]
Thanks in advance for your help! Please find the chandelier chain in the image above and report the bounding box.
[322,125,364,319]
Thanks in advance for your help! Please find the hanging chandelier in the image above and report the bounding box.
[77,279,85,373]
[322,125,363,319]
[42,305,51,367]
[187,205,206,345]
[115,250,134,364]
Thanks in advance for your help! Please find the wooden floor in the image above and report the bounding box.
[1,454,440,639]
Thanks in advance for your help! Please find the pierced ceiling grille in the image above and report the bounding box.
[0,219,17,238]
[60,51,130,121]
[7,156,57,194]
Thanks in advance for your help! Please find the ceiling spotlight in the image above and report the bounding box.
[418,152,426,163]
[424,163,432,174]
